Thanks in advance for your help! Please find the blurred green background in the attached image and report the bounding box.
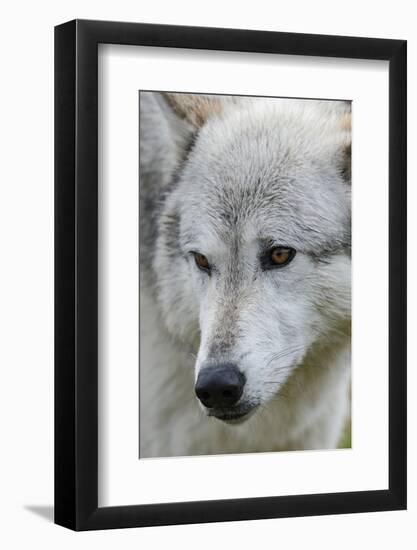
[339,420,351,448]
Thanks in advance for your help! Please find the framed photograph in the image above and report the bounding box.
[55,19,407,530]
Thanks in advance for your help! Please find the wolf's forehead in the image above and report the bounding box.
[178,169,349,255]
[201,179,283,221]
[179,186,293,252]
[181,128,340,221]
[181,176,283,227]
[176,106,350,252]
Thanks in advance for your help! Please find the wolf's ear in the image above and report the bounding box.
[339,110,351,184]
[159,92,223,130]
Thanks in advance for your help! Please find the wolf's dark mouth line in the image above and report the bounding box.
[208,404,259,423]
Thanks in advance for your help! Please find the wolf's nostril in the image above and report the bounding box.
[195,363,245,409]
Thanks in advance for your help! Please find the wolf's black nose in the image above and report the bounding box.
[195,364,245,408]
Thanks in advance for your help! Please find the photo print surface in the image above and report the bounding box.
[139,92,351,458]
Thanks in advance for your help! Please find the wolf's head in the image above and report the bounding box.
[151,93,351,424]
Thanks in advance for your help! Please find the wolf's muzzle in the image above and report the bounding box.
[195,363,245,409]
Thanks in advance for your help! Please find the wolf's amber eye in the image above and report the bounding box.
[193,252,210,272]
[270,247,296,267]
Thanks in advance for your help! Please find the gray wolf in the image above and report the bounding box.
[139,91,351,457]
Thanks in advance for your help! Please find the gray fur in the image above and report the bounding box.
[139,92,351,457]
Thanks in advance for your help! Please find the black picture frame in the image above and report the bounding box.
[55,19,407,531]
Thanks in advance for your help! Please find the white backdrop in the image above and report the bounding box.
[0,1,415,549]
[99,46,389,506]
